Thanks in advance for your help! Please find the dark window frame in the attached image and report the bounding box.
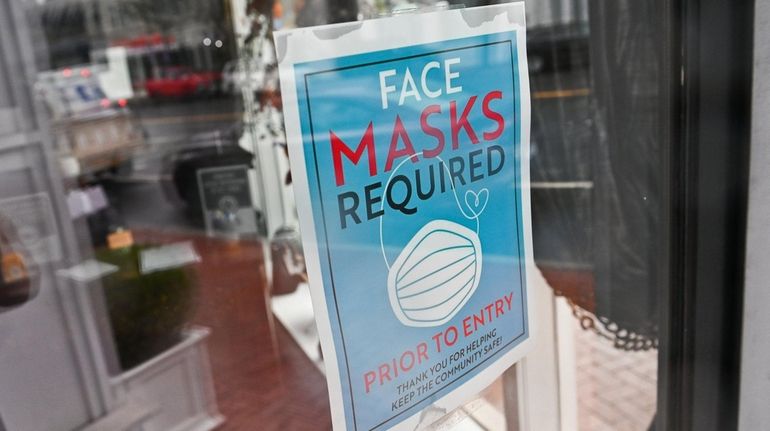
[658,0,754,430]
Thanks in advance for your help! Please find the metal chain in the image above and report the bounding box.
[561,295,658,352]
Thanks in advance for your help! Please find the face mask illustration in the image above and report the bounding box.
[387,219,482,327]
[380,157,488,327]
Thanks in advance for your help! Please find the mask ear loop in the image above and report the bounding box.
[379,154,486,270]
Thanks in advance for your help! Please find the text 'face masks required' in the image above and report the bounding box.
[277,4,533,430]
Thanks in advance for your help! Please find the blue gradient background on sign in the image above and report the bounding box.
[294,31,528,430]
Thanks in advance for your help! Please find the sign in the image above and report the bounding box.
[197,165,261,237]
[277,4,534,429]
[140,242,200,274]
[107,229,134,250]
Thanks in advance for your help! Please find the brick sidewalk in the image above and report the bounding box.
[575,318,657,431]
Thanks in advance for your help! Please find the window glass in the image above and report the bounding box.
[0,0,664,429]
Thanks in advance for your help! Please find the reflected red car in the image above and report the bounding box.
[144,67,222,98]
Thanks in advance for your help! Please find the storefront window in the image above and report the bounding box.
[0,0,671,429]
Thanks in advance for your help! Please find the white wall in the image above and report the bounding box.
[738,1,770,429]
[0,272,92,430]
[0,0,105,428]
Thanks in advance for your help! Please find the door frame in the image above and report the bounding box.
[659,0,754,430]
[509,0,756,429]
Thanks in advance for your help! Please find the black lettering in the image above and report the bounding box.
[364,182,384,220]
[439,161,447,193]
[468,149,484,182]
[448,156,466,187]
[415,165,436,200]
[386,175,417,215]
[487,145,505,176]
[338,191,361,229]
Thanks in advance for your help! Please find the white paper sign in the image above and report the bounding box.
[276,4,535,429]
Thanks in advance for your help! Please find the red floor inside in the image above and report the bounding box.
[134,231,597,431]
[138,231,331,430]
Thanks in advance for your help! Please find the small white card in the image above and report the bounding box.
[139,242,200,274]
[57,259,118,283]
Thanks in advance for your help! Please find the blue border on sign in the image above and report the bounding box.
[293,30,529,430]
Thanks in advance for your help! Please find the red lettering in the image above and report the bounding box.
[504,292,514,310]
[432,332,443,353]
[473,310,485,329]
[331,122,376,186]
[495,299,504,317]
[420,104,445,158]
[462,316,473,336]
[485,303,494,321]
[385,115,419,171]
[482,90,505,141]
[364,343,430,394]
[417,342,429,362]
[445,325,459,346]
[364,371,376,393]
[450,96,480,149]
[400,351,415,372]
[378,363,391,385]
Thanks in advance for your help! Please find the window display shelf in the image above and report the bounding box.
[109,327,224,431]
[270,282,324,373]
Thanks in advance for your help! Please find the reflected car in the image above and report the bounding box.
[145,67,222,98]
